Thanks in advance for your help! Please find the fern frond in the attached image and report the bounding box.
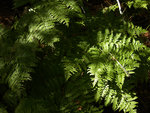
[0,104,8,113]
[86,27,145,112]
[6,41,38,94]
[127,0,148,9]
[15,98,49,113]
[62,58,80,80]
[1,0,150,113]
[103,0,149,14]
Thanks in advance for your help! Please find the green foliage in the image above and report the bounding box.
[0,0,150,113]
[127,0,149,9]
[103,0,149,14]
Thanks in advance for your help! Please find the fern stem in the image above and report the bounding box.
[110,54,130,77]
[116,0,123,15]
[99,48,130,77]
[81,6,86,14]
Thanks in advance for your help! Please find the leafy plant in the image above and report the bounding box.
[0,0,150,113]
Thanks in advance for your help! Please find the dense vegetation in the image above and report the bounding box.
[0,0,150,113]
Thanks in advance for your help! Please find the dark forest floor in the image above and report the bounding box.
[0,0,15,27]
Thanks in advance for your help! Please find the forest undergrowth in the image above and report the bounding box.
[0,0,150,113]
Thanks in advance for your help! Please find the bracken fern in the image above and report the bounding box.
[0,0,150,113]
